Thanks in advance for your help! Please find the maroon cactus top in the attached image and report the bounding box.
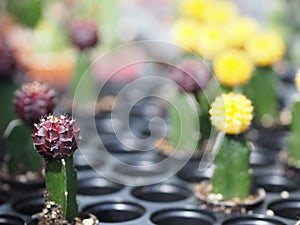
[14,82,56,123]
[169,59,211,93]
[69,19,99,50]
[32,115,80,160]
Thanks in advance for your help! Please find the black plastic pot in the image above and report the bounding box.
[222,215,287,225]
[12,194,43,216]
[0,175,45,192]
[0,214,24,225]
[82,201,145,223]
[151,208,216,225]
[77,176,124,196]
[268,198,300,220]
[132,183,190,202]
[253,174,299,193]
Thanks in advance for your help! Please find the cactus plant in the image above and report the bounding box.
[168,58,212,150]
[4,82,56,175]
[209,92,253,199]
[244,32,285,126]
[67,19,98,110]
[32,115,80,222]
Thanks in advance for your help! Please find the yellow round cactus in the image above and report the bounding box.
[209,93,253,135]
[213,49,254,87]
[172,18,201,51]
[179,0,212,20]
[295,69,300,93]
[245,31,285,67]
[226,17,258,48]
[196,25,228,59]
[202,0,238,24]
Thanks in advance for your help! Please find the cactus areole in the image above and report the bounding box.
[32,115,80,160]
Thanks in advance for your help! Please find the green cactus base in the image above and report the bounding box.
[212,134,252,200]
[5,121,42,175]
[287,100,300,165]
[45,157,78,221]
[244,66,277,125]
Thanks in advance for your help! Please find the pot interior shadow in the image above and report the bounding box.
[151,208,216,225]
[132,183,190,202]
[0,214,24,225]
[12,194,43,216]
[222,215,287,225]
[83,201,145,223]
[77,176,124,196]
[268,198,300,220]
[254,174,299,193]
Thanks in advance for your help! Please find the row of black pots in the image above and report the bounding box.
[0,151,299,225]
[0,178,296,224]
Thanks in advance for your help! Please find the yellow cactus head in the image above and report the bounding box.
[171,18,201,51]
[179,0,212,20]
[226,17,258,48]
[202,0,238,24]
[213,49,254,87]
[209,93,253,135]
[245,31,286,67]
[196,24,228,59]
[295,69,300,93]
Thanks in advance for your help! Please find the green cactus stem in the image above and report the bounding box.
[212,134,252,200]
[287,100,300,166]
[4,121,42,175]
[68,51,97,106]
[0,80,17,134]
[45,156,78,221]
[195,91,211,142]
[6,0,42,27]
[244,66,278,125]
[169,91,199,153]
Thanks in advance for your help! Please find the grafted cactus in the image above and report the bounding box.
[32,115,80,221]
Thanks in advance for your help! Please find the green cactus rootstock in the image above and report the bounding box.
[212,134,252,200]
[244,66,277,123]
[169,92,199,152]
[5,122,42,175]
[68,51,96,103]
[0,80,18,135]
[287,100,300,165]
[45,156,78,221]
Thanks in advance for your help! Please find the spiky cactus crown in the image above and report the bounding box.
[14,82,56,123]
[209,92,253,135]
[32,115,80,160]
[69,19,98,50]
[170,59,211,92]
